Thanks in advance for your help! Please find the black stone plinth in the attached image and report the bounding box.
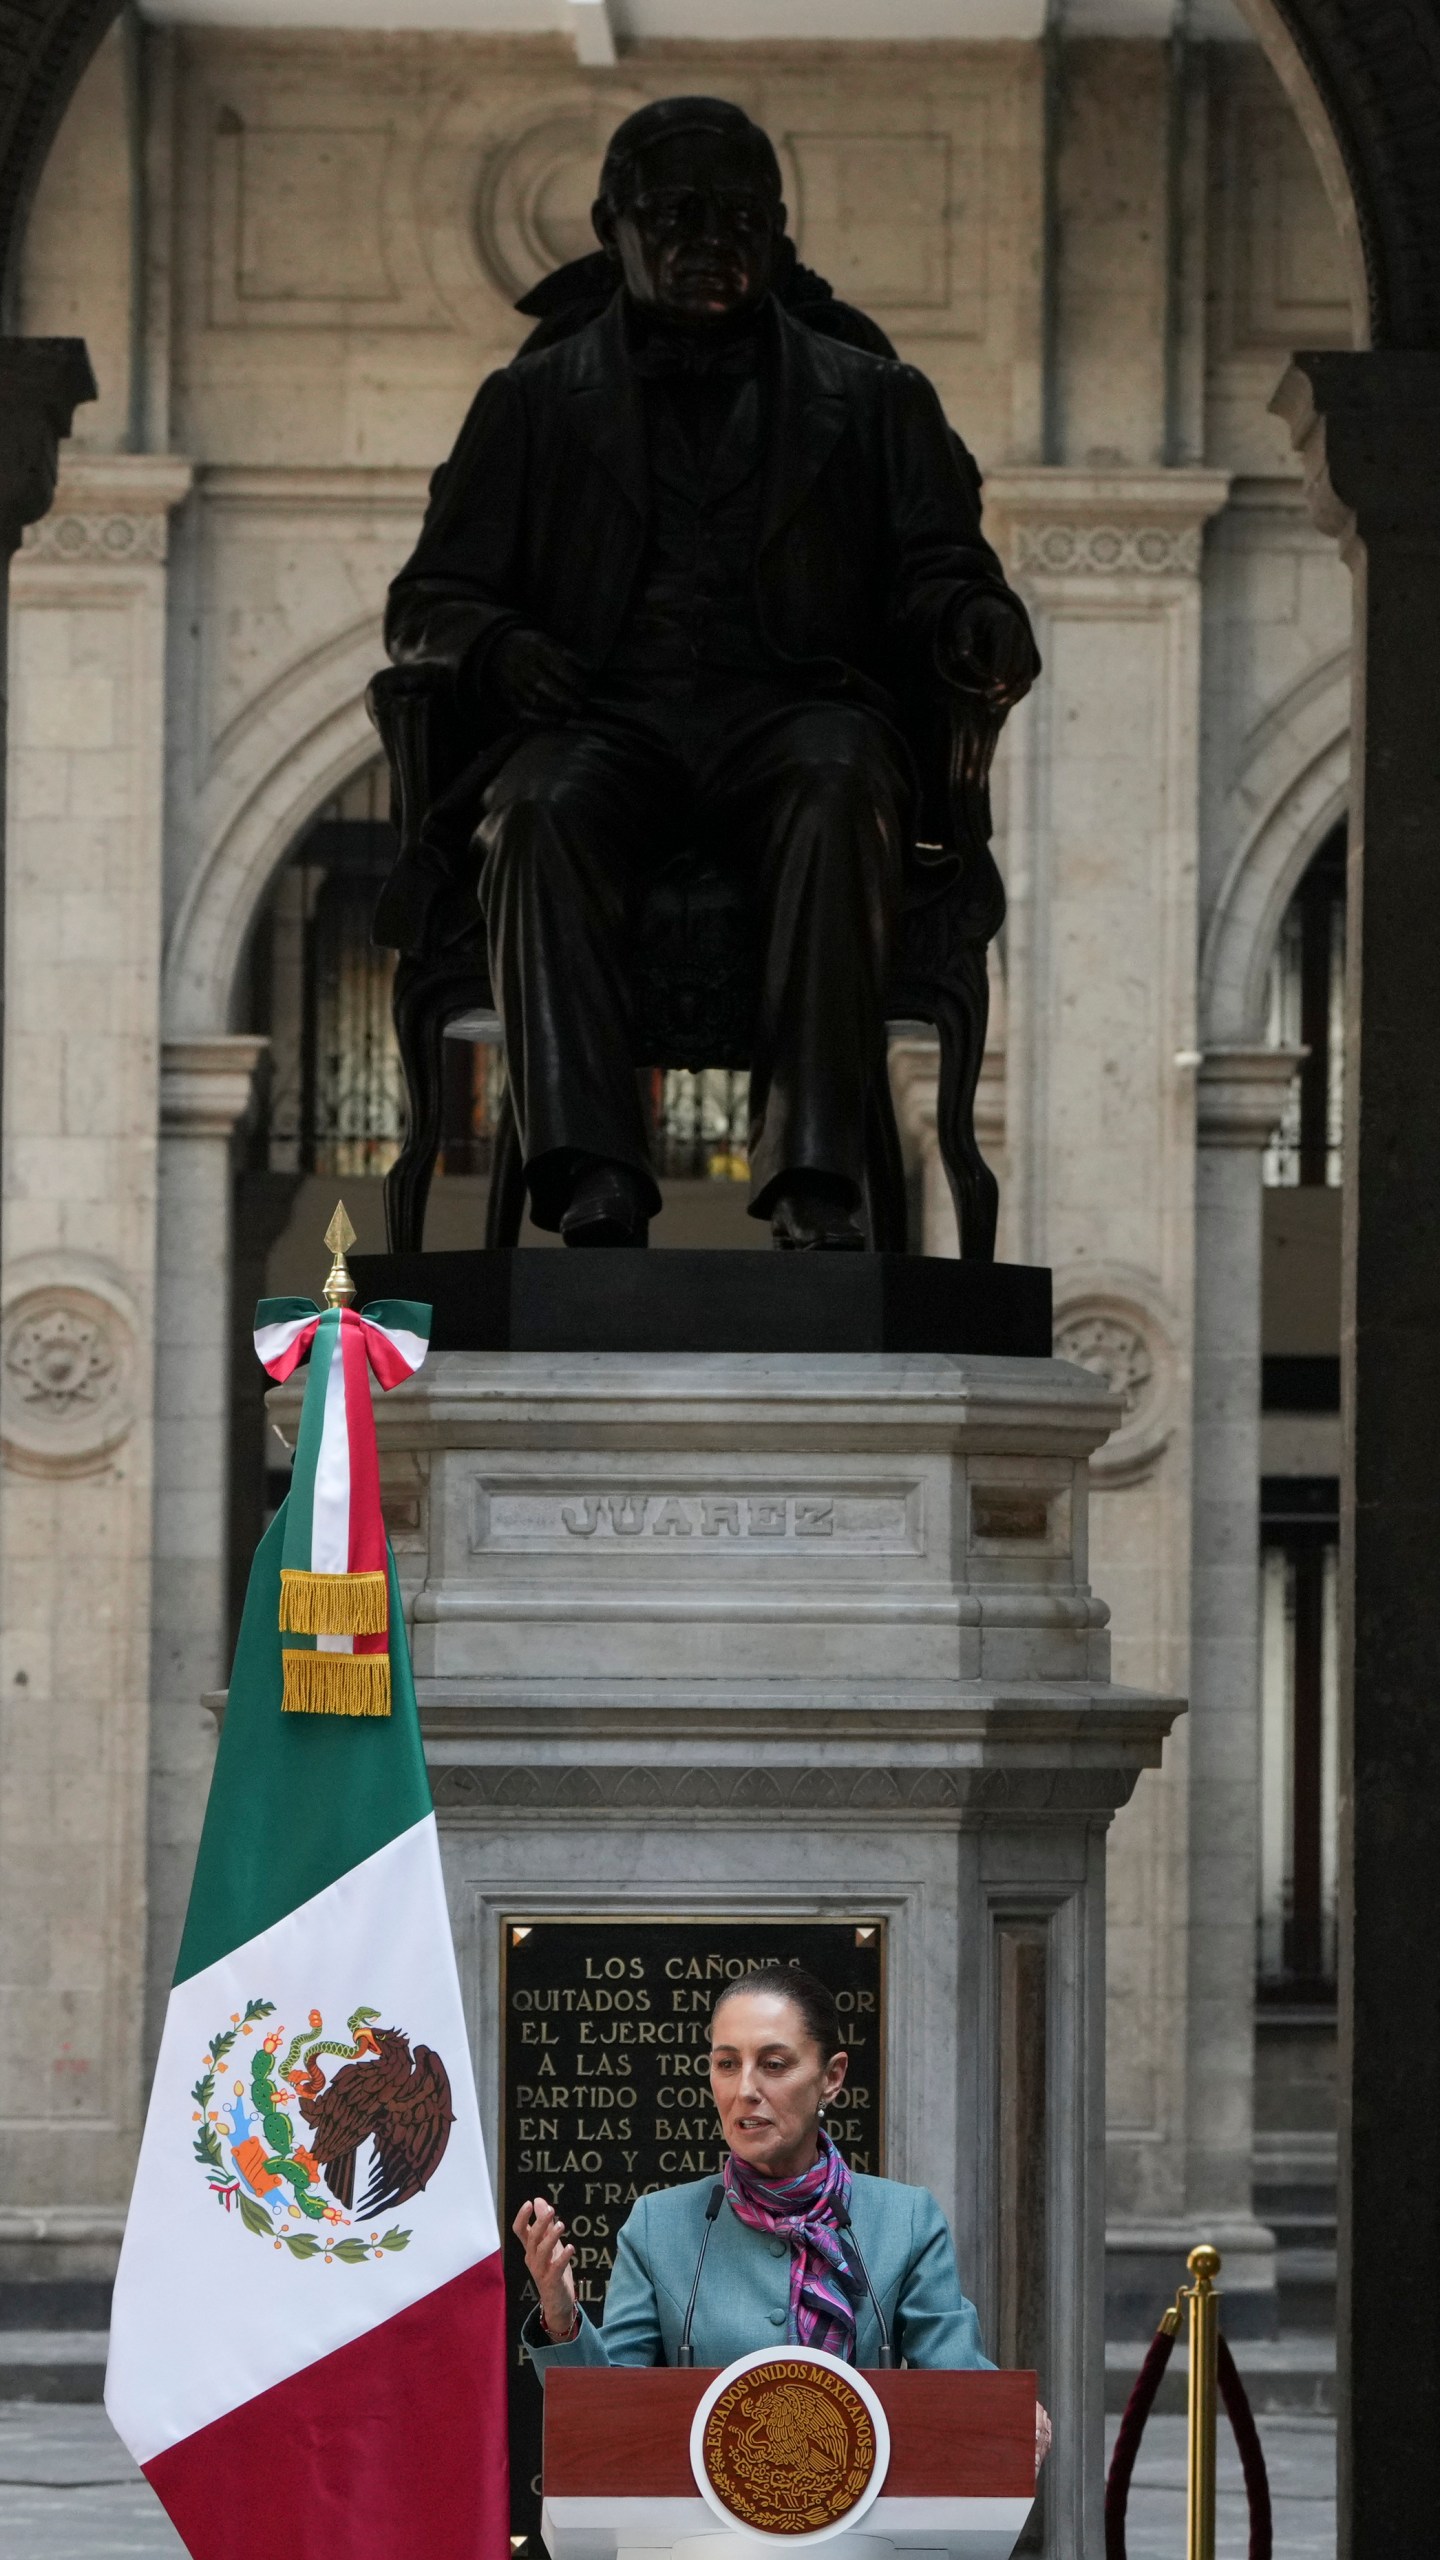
[348,1249,1052,1357]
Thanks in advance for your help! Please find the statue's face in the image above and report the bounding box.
[594,128,783,327]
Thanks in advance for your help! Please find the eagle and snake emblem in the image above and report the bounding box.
[190,1997,454,2265]
[738,2381,853,2482]
[705,2368,877,2532]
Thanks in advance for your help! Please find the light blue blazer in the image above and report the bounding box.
[523,2171,993,2372]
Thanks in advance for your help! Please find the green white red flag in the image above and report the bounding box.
[105,1294,508,2560]
[254,1296,431,1718]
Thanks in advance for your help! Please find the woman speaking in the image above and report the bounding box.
[515,1963,1002,2380]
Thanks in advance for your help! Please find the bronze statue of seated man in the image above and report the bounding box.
[385,96,1038,1249]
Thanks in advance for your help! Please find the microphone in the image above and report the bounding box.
[835,2203,895,2368]
[676,2183,726,2367]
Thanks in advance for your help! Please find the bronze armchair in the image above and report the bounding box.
[366,663,1005,1260]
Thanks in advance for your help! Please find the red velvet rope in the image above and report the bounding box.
[1103,2321,1274,2560]
[1218,2334,1274,2560]
[1104,2323,1176,2560]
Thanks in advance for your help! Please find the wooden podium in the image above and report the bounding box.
[541,2367,1037,2560]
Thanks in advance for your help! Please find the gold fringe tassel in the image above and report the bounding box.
[281,1649,392,1718]
[279,1568,389,1636]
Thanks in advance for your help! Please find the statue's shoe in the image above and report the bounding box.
[770,1184,867,1252]
[559,1162,651,1248]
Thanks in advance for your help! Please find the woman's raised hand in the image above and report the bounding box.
[513,2196,580,2340]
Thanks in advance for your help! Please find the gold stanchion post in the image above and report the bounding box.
[1184,2242,1222,2560]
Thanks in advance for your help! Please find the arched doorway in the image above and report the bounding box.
[224,756,769,1604]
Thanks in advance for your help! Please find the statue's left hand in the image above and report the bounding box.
[490,626,590,722]
[941,593,1038,712]
[1035,2402,1053,2474]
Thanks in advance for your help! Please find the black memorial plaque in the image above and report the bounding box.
[501,1916,886,2547]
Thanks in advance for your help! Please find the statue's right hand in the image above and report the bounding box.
[490,628,589,721]
[512,2195,580,2339]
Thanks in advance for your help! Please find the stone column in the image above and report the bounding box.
[981,467,1229,2328]
[1274,351,1440,2556]
[0,340,96,1275]
[1186,1046,1302,2326]
[0,450,190,2295]
[146,1035,266,2055]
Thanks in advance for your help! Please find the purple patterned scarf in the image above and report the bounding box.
[724,2130,857,2361]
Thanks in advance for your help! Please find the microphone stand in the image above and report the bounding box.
[835,2203,896,2368]
[676,2183,726,2367]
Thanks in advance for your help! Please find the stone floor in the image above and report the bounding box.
[0,2408,184,2559]
[0,2405,1336,2558]
[1105,2410,1336,2559]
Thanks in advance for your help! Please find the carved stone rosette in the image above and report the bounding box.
[1052,1277,1177,1488]
[1,1259,137,1477]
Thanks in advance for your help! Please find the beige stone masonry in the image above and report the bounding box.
[2,453,191,2260]
[983,466,1237,2252]
[147,1037,267,2055]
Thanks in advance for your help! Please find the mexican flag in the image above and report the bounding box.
[106,1294,508,2560]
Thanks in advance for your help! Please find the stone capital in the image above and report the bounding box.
[1197,1045,1305,1149]
[1273,351,1440,550]
[0,339,97,552]
[982,466,1232,590]
[19,453,195,571]
[160,1036,268,1140]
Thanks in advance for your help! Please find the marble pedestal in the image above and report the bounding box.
[360,1350,1181,2560]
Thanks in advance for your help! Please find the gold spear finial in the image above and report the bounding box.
[323,1201,358,1309]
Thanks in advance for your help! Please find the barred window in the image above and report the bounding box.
[248,767,751,1185]
[252,768,405,1178]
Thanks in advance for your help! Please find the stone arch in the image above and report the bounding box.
[1231,0,1373,343]
[1238,0,1440,348]
[163,615,387,1038]
[1199,648,1349,1048]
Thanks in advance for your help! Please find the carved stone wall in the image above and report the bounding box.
[0,452,189,2262]
[984,464,1282,2302]
[1206,41,1356,472]
[145,1037,267,2061]
[5,16,1363,2324]
[152,32,1041,472]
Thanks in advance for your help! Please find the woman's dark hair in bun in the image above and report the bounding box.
[710,1964,844,2059]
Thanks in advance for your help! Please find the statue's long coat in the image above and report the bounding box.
[385,291,1029,864]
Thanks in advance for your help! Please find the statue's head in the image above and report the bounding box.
[592,97,786,327]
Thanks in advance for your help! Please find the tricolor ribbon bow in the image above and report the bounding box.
[254,1294,431,1719]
